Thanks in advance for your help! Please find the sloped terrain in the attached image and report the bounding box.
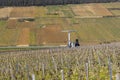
[0,2,120,46]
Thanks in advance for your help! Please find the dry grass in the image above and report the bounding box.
[10,7,35,18]
[84,4,112,16]
[71,5,92,16]
[110,10,120,16]
[71,4,112,17]
[0,7,13,18]
[102,2,120,8]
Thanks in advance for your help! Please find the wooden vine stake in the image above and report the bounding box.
[42,63,45,78]
[10,68,15,80]
[52,56,58,73]
[85,63,89,80]
[97,51,101,66]
[61,70,64,80]
[108,58,112,80]
[116,72,120,80]
[32,74,35,80]
[10,64,15,80]
[26,64,30,80]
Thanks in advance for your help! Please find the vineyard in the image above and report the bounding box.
[0,43,120,80]
[0,2,120,80]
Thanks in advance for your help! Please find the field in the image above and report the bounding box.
[0,2,120,80]
[10,7,35,18]
[71,4,113,17]
[36,24,67,45]
[0,21,20,46]
[69,18,120,43]
[0,2,120,46]
[17,28,30,46]
[0,7,12,18]
[102,2,120,16]
[0,43,120,79]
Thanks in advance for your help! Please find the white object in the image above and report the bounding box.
[61,70,64,80]
[116,73,120,80]
[32,74,35,80]
[61,30,76,47]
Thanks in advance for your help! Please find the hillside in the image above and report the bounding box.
[0,2,120,46]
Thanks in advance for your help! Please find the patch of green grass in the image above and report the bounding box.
[69,18,120,43]
[0,21,6,31]
[29,29,37,46]
[62,10,74,18]
[0,21,5,25]
[0,29,20,46]
[0,21,20,46]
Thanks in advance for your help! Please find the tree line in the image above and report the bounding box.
[0,0,119,6]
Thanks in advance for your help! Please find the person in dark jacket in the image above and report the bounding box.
[75,39,80,47]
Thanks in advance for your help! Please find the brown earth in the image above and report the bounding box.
[10,7,35,18]
[6,19,17,29]
[17,28,30,45]
[7,19,36,29]
[17,22,36,28]
[36,25,67,45]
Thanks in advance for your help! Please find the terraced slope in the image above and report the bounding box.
[0,2,120,46]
